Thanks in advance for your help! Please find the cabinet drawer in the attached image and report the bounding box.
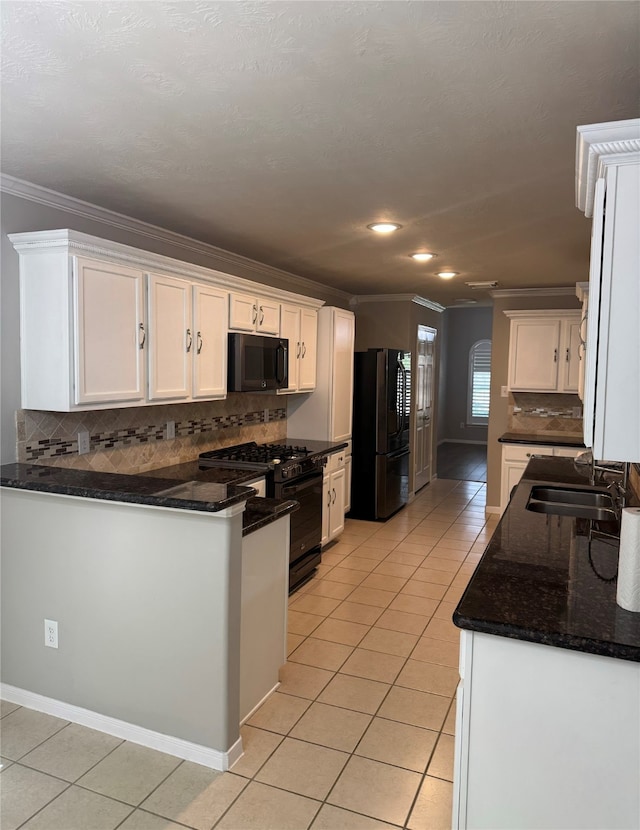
[501,444,554,463]
[326,450,346,472]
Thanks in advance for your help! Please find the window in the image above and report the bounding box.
[468,339,491,424]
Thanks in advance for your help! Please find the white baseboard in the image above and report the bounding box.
[438,439,488,446]
[240,682,280,727]
[1,683,243,771]
[485,505,501,516]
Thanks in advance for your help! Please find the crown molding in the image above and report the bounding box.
[491,287,576,298]
[503,308,581,319]
[8,228,326,309]
[575,119,640,218]
[349,293,445,313]
[0,174,351,304]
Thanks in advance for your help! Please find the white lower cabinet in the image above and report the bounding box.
[453,630,640,829]
[500,443,582,514]
[322,451,346,546]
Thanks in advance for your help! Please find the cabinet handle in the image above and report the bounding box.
[296,342,301,358]
[332,488,336,504]
[327,490,332,507]
[139,322,146,349]
[259,306,265,325]
[186,329,192,353]
[196,331,203,354]
[565,348,569,362]
[301,341,306,357]
[553,348,557,362]
[252,305,258,324]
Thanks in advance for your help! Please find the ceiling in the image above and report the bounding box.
[1,1,639,306]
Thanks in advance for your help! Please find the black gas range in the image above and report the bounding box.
[199,442,325,592]
[198,442,325,483]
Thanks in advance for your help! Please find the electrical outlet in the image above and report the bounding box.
[264,408,269,423]
[501,386,509,398]
[460,422,465,429]
[166,421,175,439]
[77,430,90,455]
[44,619,58,649]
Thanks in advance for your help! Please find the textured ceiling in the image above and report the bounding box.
[1,1,639,305]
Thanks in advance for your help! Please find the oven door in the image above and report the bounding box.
[275,469,323,591]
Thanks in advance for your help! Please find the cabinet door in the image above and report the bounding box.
[508,319,561,391]
[193,284,227,399]
[331,309,356,441]
[501,460,527,513]
[279,304,300,392]
[344,454,352,514]
[147,273,191,401]
[329,467,346,539]
[321,475,331,547]
[256,299,280,334]
[74,257,145,405]
[229,292,257,331]
[561,319,582,393]
[299,309,318,391]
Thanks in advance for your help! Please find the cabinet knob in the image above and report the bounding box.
[186,329,192,353]
[138,322,146,349]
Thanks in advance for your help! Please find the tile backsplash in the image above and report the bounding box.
[507,392,583,436]
[17,394,287,474]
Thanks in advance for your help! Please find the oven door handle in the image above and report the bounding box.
[280,470,322,496]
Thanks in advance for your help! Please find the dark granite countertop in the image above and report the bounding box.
[453,456,640,662]
[283,438,349,457]
[0,462,298,536]
[499,431,586,448]
[0,463,255,516]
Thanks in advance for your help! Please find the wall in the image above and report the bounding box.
[439,306,493,444]
[486,290,582,511]
[0,190,349,464]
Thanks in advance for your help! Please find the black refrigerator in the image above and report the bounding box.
[350,348,411,521]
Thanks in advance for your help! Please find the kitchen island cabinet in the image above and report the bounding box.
[0,463,296,771]
[453,456,640,829]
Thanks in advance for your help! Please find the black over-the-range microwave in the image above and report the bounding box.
[227,333,289,392]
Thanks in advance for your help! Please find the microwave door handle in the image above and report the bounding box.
[276,342,287,384]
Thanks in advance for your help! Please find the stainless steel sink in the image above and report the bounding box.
[526,485,617,521]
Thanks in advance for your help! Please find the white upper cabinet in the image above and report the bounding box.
[229,291,280,334]
[278,304,317,394]
[10,229,323,412]
[505,310,581,393]
[576,119,640,461]
[74,257,146,406]
[147,273,192,401]
[287,307,355,443]
[192,284,227,400]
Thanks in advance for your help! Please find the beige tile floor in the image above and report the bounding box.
[1,477,496,830]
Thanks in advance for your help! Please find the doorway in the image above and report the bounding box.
[414,325,437,492]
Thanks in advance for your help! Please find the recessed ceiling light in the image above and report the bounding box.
[367,222,402,233]
[437,271,458,279]
[409,252,436,261]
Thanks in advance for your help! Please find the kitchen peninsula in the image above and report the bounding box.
[0,462,297,771]
[452,456,640,829]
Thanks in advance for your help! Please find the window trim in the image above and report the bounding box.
[467,339,491,426]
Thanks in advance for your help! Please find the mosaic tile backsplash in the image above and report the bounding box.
[17,394,288,474]
[507,392,583,436]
